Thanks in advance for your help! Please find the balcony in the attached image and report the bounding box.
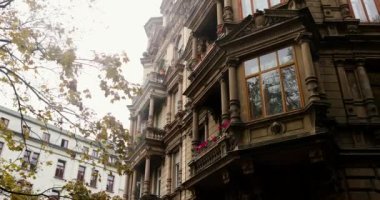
[142,71,165,88]
[133,127,165,150]
[189,134,229,176]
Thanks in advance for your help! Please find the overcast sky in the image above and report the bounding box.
[73,0,162,128]
[0,0,162,129]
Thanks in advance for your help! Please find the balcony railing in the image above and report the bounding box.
[190,135,228,176]
[143,71,165,87]
[132,127,165,149]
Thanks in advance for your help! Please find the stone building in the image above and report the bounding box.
[126,0,380,199]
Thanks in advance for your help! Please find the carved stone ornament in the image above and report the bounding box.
[270,121,285,134]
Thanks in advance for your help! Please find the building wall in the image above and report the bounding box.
[0,106,126,198]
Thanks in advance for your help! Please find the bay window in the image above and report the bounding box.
[244,46,302,119]
[350,0,380,22]
[241,0,286,17]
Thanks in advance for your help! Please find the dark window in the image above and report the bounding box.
[49,189,60,200]
[0,141,4,155]
[42,133,50,143]
[77,165,86,182]
[22,150,32,168]
[244,46,302,119]
[60,139,68,148]
[106,174,115,192]
[0,117,10,128]
[55,160,66,179]
[90,169,99,188]
[173,151,181,188]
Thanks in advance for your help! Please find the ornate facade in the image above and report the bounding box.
[126,0,380,199]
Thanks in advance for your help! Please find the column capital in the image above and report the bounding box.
[295,31,313,44]
[225,57,240,68]
[355,58,366,67]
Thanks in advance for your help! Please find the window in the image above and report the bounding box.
[55,160,66,179]
[173,151,181,188]
[0,141,4,155]
[82,146,89,154]
[22,125,30,135]
[22,150,31,168]
[244,46,302,119]
[22,150,39,170]
[30,152,39,170]
[42,133,50,143]
[241,0,286,17]
[89,169,98,188]
[77,165,86,182]
[49,189,60,200]
[350,0,380,22]
[92,150,98,158]
[0,117,10,129]
[108,156,116,165]
[106,174,115,192]
[60,139,68,148]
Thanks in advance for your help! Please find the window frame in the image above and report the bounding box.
[89,169,99,188]
[106,174,115,193]
[54,160,66,179]
[77,165,86,182]
[60,139,68,148]
[244,46,304,119]
[349,0,380,23]
[0,141,4,156]
[239,0,287,18]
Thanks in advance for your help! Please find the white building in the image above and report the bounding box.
[0,105,126,199]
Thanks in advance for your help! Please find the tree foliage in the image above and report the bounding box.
[0,0,135,198]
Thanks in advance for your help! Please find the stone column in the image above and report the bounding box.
[220,77,229,121]
[336,61,352,100]
[124,173,129,200]
[148,97,155,127]
[136,113,141,135]
[166,95,172,124]
[192,108,199,145]
[131,170,137,200]
[143,156,151,196]
[191,32,198,63]
[177,79,183,112]
[216,0,223,26]
[166,153,172,194]
[227,58,241,123]
[356,60,378,117]
[300,37,320,102]
[223,0,233,22]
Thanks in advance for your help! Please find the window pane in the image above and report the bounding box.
[363,0,380,22]
[247,76,263,118]
[351,0,368,21]
[253,0,269,11]
[281,66,301,111]
[259,52,277,71]
[241,0,252,17]
[244,58,260,75]
[278,47,294,65]
[262,70,283,115]
[270,0,281,7]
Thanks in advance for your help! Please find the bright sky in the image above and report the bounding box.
[72,0,162,128]
[0,0,162,130]
[70,0,162,129]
